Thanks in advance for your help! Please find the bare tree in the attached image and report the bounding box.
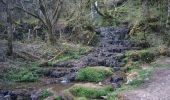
[0,0,13,56]
[15,0,63,45]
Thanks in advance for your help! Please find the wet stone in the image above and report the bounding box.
[110,76,124,83]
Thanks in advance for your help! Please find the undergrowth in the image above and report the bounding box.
[50,43,91,65]
[3,63,41,82]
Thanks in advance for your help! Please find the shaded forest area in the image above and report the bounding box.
[0,0,170,100]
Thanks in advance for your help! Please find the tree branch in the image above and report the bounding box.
[93,2,113,19]
[52,0,63,25]
[39,0,52,29]
[52,0,61,19]
[14,6,46,27]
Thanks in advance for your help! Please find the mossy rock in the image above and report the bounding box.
[76,67,113,82]
[68,83,113,99]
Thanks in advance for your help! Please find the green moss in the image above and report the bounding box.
[40,89,51,100]
[76,67,113,82]
[70,86,113,99]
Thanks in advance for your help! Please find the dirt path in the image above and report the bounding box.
[122,58,170,100]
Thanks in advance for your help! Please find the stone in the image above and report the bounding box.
[31,90,41,100]
[110,76,124,83]
[98,82,103,86]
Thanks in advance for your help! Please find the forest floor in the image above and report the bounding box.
[121,57,170,100]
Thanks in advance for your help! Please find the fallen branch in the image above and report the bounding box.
[14,51,40,61]
[48,50,66,62]
[39,49,67,67]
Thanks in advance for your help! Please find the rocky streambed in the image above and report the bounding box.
[0,27,131,100]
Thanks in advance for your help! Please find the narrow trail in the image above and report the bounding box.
[122,58,170,100]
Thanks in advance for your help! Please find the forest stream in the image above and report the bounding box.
[0,27,131,100]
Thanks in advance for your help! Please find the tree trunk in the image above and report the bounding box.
[6,3,13,56]
[47,27,56,45]
[141,0,149,42]
[166,0,170,29]
[141,0,149,20]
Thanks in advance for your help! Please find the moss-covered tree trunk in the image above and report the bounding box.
[6,1,13,56]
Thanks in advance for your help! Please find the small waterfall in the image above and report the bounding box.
[50,27,129,84]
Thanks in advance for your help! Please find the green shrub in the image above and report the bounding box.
[70,86,113,99]
[76,67,113,82]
